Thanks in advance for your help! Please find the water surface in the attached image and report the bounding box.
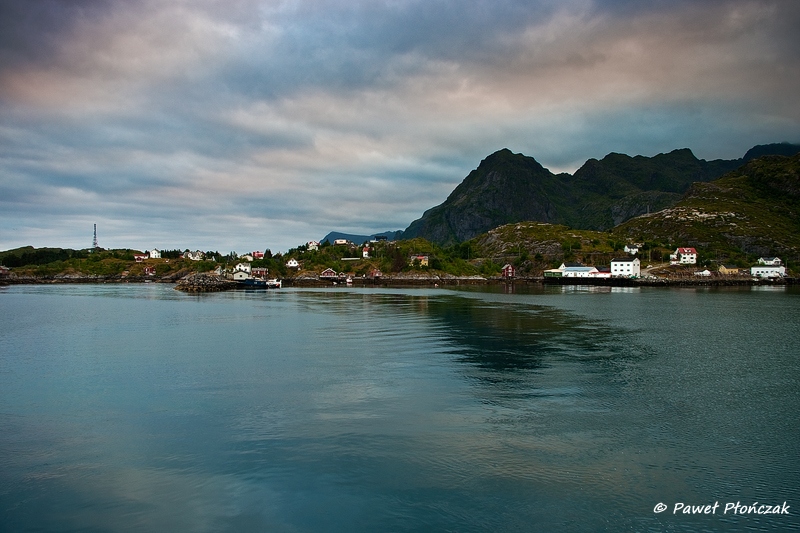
[1,284,798,531]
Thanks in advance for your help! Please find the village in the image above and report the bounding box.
[103,238,791,288]
[540,246,788,281]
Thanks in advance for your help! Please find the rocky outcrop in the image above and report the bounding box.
[175,273,238,292]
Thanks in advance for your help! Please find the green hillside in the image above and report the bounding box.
[613,154,800,263]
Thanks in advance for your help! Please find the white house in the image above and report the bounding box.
[362,247,370,258]
[624,244,640,255]
[286,258,300,269]
[234,262,252,274]
[670,247,697,265]
[751,265,786,278]
[561,264,598,277]
[307,241,320,251]
[233,271,250,281]
[240,254,254,262]
[333,239,350,246]
[148,249,161,259]
[758,257,782,266]
[183,250,205,261]
[611,257,641,277]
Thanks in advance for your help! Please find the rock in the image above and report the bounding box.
[175,273,237,292]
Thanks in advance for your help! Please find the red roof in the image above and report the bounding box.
[677,247,697,254]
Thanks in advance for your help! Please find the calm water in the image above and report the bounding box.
[1,284,798,532]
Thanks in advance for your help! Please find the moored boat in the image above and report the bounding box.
[238,277,281,289]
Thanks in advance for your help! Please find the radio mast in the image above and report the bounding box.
[93,224,98,249]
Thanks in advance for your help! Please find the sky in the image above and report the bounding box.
[1,0,799,253]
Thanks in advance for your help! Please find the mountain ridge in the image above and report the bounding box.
[402,142,800,245]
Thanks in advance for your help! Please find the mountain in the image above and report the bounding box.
[403,149,570,245]
[403,143,800,245]
[613,153,800,259]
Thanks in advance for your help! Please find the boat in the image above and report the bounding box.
[238,277,281,289]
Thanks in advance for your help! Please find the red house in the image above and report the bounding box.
[501,264,516,278]
[320,268,337,279]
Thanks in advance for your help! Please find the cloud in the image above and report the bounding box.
[0,0,798,252]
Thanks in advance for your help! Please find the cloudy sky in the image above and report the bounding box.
[1,0,798,253]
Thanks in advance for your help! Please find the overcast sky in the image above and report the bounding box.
[1,0,798,253]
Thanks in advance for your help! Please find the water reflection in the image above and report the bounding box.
[3,286,798,532]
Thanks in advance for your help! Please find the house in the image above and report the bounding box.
[133,254,147,263]
[751,265,786,278]
[333,239,350,246]
[143,265,156,276]
[501,264,516,278]
[369,269,383,279]
[610,257,641,277]
[320,268,338,279]
[589,267,612,279]
[148,249,161,259]
[183,250,205,261]
[240,254,254,262]
[0,265,11,277]
[252,251,265,260]
[670,247,697,265]
[252,267,268,279]
[758,257,782,266]
[543,269,563,277]
[286,258,300,269]
[234,262,252,274]
[719,265,740,275]
[233,271,250,281]
[307,241,320,251]
[694,269,712,277]
[562,265,599,277]
[362,247,370,258]
[624,244,640,255]
[410,255,429,267]
[555,262,598,277]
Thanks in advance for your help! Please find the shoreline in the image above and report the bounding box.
[2,273,795,290]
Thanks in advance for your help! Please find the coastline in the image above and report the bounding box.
[2,272,795,290]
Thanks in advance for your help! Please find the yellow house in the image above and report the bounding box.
[718,264,740,275]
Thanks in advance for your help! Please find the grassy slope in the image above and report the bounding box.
[612,155,800,262]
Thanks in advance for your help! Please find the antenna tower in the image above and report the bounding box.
[93,224,98,249]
